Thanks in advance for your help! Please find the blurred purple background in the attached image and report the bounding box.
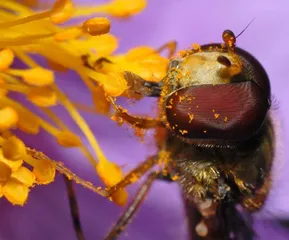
[0,0,289,239]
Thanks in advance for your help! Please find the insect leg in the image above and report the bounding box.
[156,40,177,58]
[113,107,164,129]
[63,176,85,240]
[123,71,162,98]
[106,155,157,197]
[241,175,271,212]
[104,172,159,240]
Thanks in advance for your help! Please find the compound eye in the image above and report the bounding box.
[168,59,180,69]
[165,81,269,141]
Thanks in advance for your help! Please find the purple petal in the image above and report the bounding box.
[1,0,289,240]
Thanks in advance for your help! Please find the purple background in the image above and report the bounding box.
[1,0,289,239]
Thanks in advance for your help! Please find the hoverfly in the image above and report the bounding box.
[105,29,273,240]
[71,29,282,240]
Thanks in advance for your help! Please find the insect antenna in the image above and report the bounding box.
[236,17,256,39]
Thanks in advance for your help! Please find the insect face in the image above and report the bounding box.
[163,31,271,145]
[98,28,279,240]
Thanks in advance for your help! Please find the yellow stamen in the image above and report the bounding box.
[108,0,147,17]
[0,7,50,29]
[0,48,14,71]
[0,161,12,183]
[17,0,39,8]
[0,0,73,28]
[26,148,107,197]
[9,67,54,87]
[0,0,160,206]
[27,87,57,107]
[47,59,68,72]
[50,0,74,24]
[75,0,147,18]
[82,17,111,36]
[54,27,83,41]
[3,178,29,206]
[101,72,128,97]
[0,184,3,198]
[0,106,19,132]
[2,136,26,161]
[0,96,59,137]
[24,155,55,185]
[0,148,23,172]
[11,166,36,188]
[12,48,38,68]
[56,131,82,147]
[96,159,128,206]
[91,86,111,115]
[17,113,40,135]
[76,34,118,56]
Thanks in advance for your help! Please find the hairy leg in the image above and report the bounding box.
[104,172,159,240]
[106,155,158,197]
[156,41,177,58]
[64,176,85,240]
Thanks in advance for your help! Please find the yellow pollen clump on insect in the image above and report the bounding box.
[178,95,185,103]
[179,129,188,135]
[188,113,194,123]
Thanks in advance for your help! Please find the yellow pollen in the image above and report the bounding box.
[172,175,179,181]
[188,113,194,123]
[179,129,188,135]
[191,44,201,51]
[214,113,220,119]
[0,77,8,96]
[178,95,185,103]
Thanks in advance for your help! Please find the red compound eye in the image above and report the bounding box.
[165,81,269,141]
